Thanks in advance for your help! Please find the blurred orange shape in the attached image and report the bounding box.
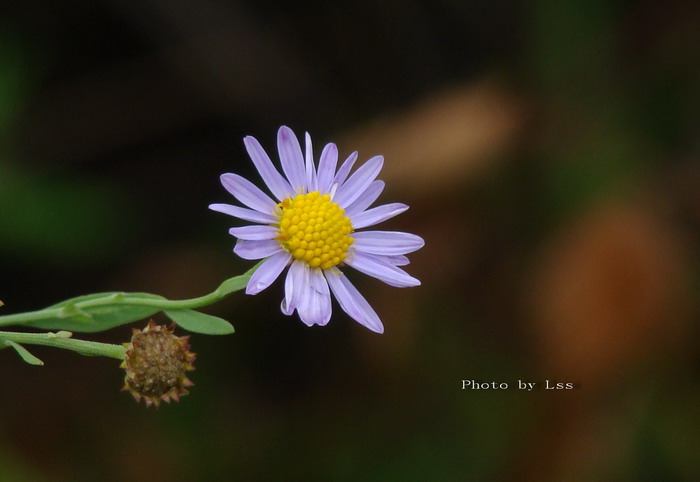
[342,80,525,197]
[529,201,689,387]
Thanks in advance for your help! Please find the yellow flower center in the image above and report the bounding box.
[275,191,354,270]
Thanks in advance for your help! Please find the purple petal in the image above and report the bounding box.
[209,203,277,224]
[234,239,283,260]
[332,151,358,187]
[352,230,424,255]
[351,203,409,229]
[246,251,291,295]
[316,143,338,194]
[345,251,420,287]
[304,132,317,191]
[220,173,277,214]
[297,268,332,326]
[277,126,306,192]
[228,225,278,241]
[281,271,294,315]
[289,263,311,325]
[244,135,293,200]
[385,254,410,266]
[333,156,384,208]
[281,260,305,316]
[345,181,385,216]
[280,298,291,316]
[325,270,384,333]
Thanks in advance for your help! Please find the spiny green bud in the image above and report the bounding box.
[121,321,196,408]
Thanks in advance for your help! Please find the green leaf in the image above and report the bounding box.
[164,309,234,335]
[214,261,263,297]
[215,276,249,297]
[27,292,166,332]
[48,292,130,308]
[3,340,44,365]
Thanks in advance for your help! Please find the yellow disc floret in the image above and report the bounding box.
[275,191,353,270]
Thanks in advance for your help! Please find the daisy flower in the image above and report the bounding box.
[210,126,424,333]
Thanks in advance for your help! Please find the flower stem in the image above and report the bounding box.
[0,261,262,330]
[0,331,125,359]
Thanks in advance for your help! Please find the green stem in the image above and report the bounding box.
[0,261,263,329]
[0,295,217,327]
[0,331,125,359]
[0,296,213,327]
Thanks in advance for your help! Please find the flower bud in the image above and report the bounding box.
[121,321,196,407]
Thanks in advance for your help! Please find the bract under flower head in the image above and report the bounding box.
[210,126,424,333]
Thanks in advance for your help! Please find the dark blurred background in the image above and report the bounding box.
[2,0,700,480]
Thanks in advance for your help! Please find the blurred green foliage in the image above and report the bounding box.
[0,35,134,267]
